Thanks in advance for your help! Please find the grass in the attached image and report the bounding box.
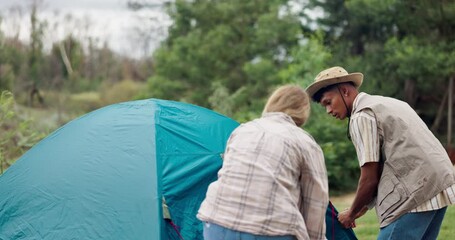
[331,193,455,239]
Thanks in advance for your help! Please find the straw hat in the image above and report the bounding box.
[306,66,363,100]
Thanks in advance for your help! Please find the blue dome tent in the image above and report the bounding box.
[0,99,238,239]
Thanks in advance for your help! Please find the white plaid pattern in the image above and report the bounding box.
[198,112,328,240]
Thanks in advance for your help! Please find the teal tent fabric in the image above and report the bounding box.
[0,98,359,240]
[326,201,358,240]
[0,99,238,240]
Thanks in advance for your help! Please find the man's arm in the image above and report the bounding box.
[338,162,380,228]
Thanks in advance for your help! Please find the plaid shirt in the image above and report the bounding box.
[350,92,455,212]
[198,112,328,240]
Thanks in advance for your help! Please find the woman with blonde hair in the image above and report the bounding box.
[198,85,329,240]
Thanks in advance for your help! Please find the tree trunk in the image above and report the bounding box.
[431,89,448,133]
[59,42,74,76]
[29,83,44,107]
[404,79,417,107]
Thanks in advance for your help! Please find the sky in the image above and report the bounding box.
[0,0,172,58]
[0,0,321,59]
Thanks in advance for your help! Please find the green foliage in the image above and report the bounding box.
[439,206,455,240]
[28,5,47,86]
[307,0,455,138]
[0,64,15,92]
[208,81,236,117]
[382,37,449,97]
[147,72,187,101]
[2,0,452,195]
[278,33,332,86]
[305,104,359,192]
[276,33,359,191]
[0,7,150,108]
[0,18,21,92]
[209,81,261,121]
[0,91,45,174]
[149,0,361,190]
[48,36,86,88]
[63,80,146,114]
[67,91,102,113]
[69,77,103,93]
[64,36,85,77]
[99,80,146,105]
[0,43,26,83]
[147,0,302,116]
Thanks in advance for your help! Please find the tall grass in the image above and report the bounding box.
[331,194,455,239]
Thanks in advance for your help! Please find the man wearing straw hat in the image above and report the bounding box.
[306,66,455,239]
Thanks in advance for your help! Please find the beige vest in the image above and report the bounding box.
[352,93,455,227]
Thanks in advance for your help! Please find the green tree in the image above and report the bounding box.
[0,16,23,93]
[147,0,302,118]
[306,105,359,192]
[278,34,359,192]
[293,0,455,191]
[48,36,86,89]
[27,3,47,106]
[278,33,331,86]
[305,0,455,138]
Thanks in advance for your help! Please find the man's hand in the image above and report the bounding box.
[338,209,356,228]
[338,206,369,228]
[339,162,379,228]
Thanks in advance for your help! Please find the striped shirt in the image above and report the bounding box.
[197,112,329,240]
[350,92,455,212]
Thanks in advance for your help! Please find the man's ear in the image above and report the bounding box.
[340,85,349,97]
[340,83,354,97]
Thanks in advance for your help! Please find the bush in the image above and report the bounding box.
[305,103,360,193]
[99,80,145,105]
[0,91,46,174]
[68,91,103,113]
[0,64,15,92]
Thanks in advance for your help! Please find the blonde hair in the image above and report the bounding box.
[263,85,310,126]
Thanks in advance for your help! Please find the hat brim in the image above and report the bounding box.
[306,73,363,101]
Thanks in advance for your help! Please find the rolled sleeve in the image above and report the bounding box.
[350,109,380,167]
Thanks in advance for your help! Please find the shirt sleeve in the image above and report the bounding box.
[349,109,380,167]
[222,125,241,158]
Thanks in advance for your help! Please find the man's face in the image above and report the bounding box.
[319,89,348,120]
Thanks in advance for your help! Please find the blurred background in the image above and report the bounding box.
[1,0,454,194]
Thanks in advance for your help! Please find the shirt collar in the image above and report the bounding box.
[261,112,296,126]
[352,92,367,115]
